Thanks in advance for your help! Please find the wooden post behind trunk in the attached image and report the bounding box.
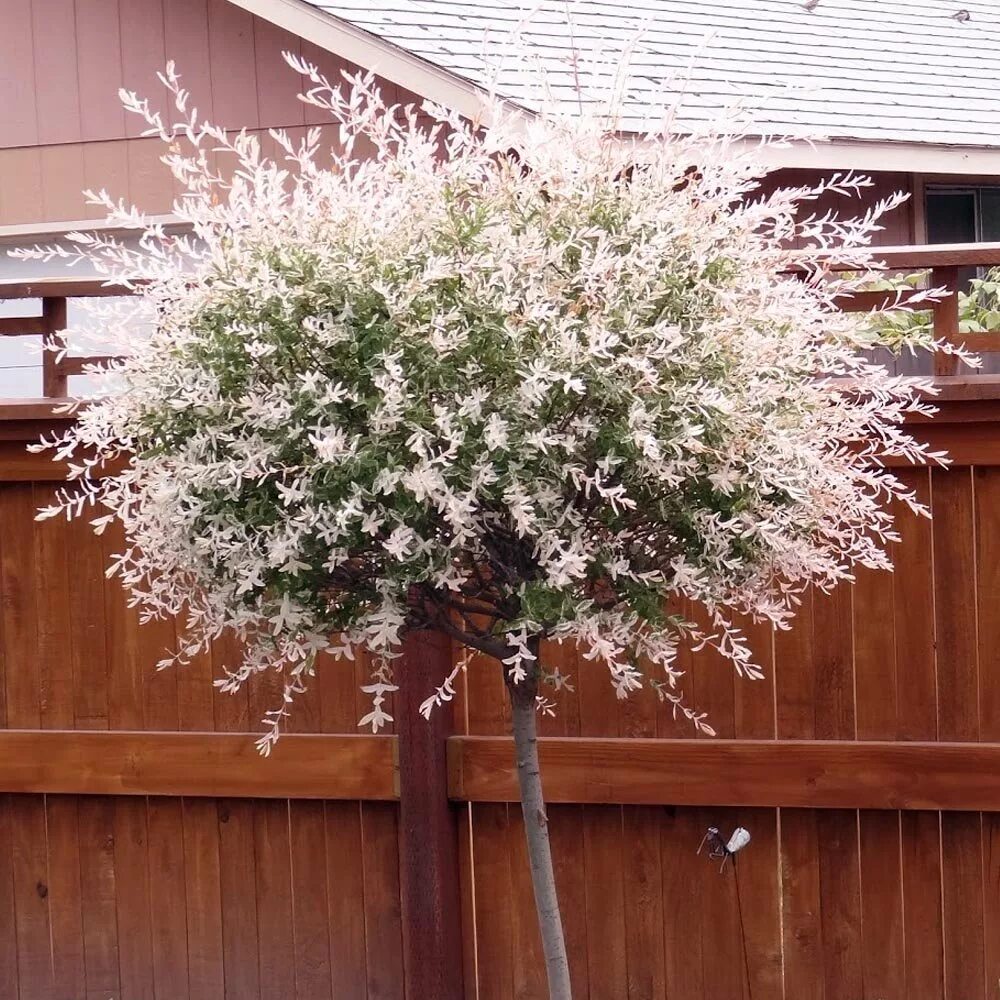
[395,629,465,999]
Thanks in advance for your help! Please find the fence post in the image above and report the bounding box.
[932,266,960,377]
[395,628,465,999]
[42,297,68,397]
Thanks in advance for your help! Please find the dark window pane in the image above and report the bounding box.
[926,191,978,287]
[926,191,976,244]
[980,189,1000,243]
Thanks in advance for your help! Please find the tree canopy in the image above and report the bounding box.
[22,58,960,748]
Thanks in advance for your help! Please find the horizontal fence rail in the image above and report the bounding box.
[3,731,1000,812]
[0,730,397,799]
[449,737,1000,811]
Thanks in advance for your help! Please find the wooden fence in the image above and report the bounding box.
[0,254,999,998]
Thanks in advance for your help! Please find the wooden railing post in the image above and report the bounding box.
[931,266,960,377]
[395,629,465,999]
[41,296,68,397]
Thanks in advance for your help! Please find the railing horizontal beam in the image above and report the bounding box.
[0,730,398,800]
[788,241,1000,272]
[0,277,137,300]
[449,736,1000,811]
[0,315,50,336]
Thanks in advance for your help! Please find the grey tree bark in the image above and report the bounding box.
[507,660,573,1000]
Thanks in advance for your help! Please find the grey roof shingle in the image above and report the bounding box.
[302,0,1000,147]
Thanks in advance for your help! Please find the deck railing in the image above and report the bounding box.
[4,242,1000,399]
[0,276,133,398]
[801,241,1000,376]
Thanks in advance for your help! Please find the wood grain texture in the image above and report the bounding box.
[901,810,945,999]
[781,809,824,1000]
[932,467,980,742]
[0,797,17,1000]
[451,736,1000,809]
[394,629,464,999]
[0,730,396,798]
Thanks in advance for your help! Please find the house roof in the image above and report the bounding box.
[228,0,1000,173]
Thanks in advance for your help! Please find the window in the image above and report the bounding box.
[926,185,1000,287]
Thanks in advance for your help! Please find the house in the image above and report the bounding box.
[0,0,996,391]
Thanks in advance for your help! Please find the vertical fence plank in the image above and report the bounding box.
[253,800,296,1000]
[698,806,751,1000]
[974,468,1000,999]
[69,518,110,730]
[734,619,776,740]
[817,810,863,1000]
[324,802,369,1000]
[775,593,816,740]
[622,806,664,1000]
[853,564,896,741]
[289,801,333,998]
[892,469,937,742]
[2,485,40,729]
[984,813,1000,996]
[890,473,945,999]
[147,799,190,998]
[932,468,984,1000]
[217,800,261,1000]
[46,796,86,999]
[546,806,588,1000]
[582,808,627,998]
[508,806,547,999]
[471,803,514,1000]
[212,633,250,733]
[113,797,155,999]
[733,807,783,999]
[177,646,216,735]
[182,799,225,998]
[688,605,736,741]
[103,519,144,734]
[140,614,180,732]
[859,812,904,1000]
[32,486,74,731]
[0,796,16,1000]
[10,795,52,997]
[901,811,945,1000]
[974,467,1000,740]
[933,467,979,743]
[661,809,704,999]
[360,802,405,1000]
[941,812,986,1000]
[78,797,121,1000]
[812,586,855,741]
[780,809,823,1000]
[855,543,905,1000]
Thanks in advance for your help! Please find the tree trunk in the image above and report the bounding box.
[507,663,573,1000]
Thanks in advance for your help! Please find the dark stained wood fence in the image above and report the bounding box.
[3,276,1000,994]
[2,390,999,999]
[0,435,408,998]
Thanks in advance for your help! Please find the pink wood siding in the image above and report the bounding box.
[754,169,916,249]
[0,0,371,226]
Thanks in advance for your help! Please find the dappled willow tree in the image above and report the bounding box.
[20,56,961,999]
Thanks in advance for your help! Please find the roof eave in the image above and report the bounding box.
[755,139,1000,175]
[225,0,495,120]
